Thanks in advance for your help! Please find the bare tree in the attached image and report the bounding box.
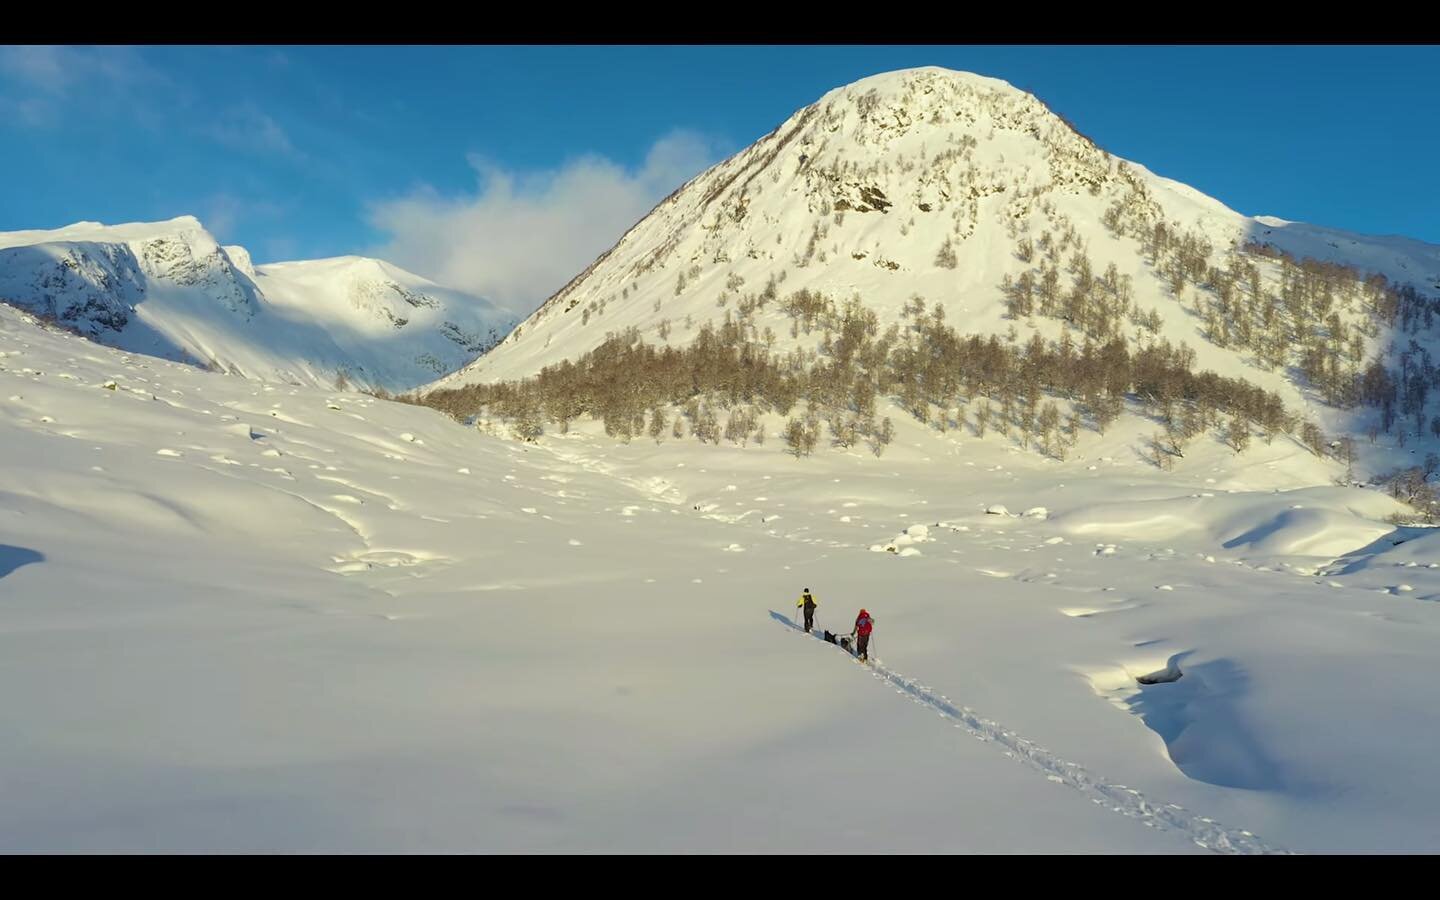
[868,416,894,457]
[1300,421,1327,457]
[1148,433,1174,471]
[513,406,544,443]
[1224,416,1251,454]
[935,237,958,269]
[784,418,815,458]
[1336,435,1357,485]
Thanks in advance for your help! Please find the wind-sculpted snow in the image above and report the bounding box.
[1050,488,1403,559]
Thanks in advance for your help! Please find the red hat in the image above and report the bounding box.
[859,609,869,616]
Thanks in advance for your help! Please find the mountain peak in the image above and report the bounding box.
[825,66,1024,100]
[0,214,216,253]
[258,254,440,289]
[436,66,1439,395]
[803,66,1062,143]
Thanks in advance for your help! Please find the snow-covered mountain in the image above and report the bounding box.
[7,65,1440,853]
[0,216,515,391]
[434,67,1440,446]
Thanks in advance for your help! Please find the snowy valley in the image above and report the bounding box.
[3,66,1440,853]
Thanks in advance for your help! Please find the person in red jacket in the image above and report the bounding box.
[852,609,874,661]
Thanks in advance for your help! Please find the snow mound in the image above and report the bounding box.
[871,523,934,555]
[1052,487,1406,560]
[1221,507,1392,558]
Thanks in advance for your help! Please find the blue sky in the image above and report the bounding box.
[2,45,1436,311]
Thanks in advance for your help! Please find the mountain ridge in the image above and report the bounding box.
[0,216,516,391]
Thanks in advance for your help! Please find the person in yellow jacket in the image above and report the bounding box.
[796,588,818,633]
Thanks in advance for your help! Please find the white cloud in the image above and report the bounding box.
[0,46,162,94]
[0,46,173,130]
[366,131,724,317]
[202,193,286,243]
[0,46,74,93]
[265,236,299,263]
[208,104,301,159]
[0,95,57,128]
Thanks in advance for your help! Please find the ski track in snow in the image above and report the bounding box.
[775,616,1283,855]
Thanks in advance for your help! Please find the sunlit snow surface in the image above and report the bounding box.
[3,302,1438,852]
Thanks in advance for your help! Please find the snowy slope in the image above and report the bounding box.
[5,299,1440,852]
[254,255,513,387]
[0,216,514,392]
[435,67,1440,437]
[5,65,1440,853]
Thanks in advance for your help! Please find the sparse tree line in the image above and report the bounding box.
[417,285,1317,467]
[999,245,1155,343]
[1371,453,1440,524]
[1089,151,1440,516]
[1358,342,1440,445]
[1097,187,1440,441]
[882,296,1299,464]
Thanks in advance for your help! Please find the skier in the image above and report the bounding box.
[796,587,819,633]
[851,608,874,661]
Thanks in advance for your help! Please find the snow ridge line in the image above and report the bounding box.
[773,615,1283,854]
